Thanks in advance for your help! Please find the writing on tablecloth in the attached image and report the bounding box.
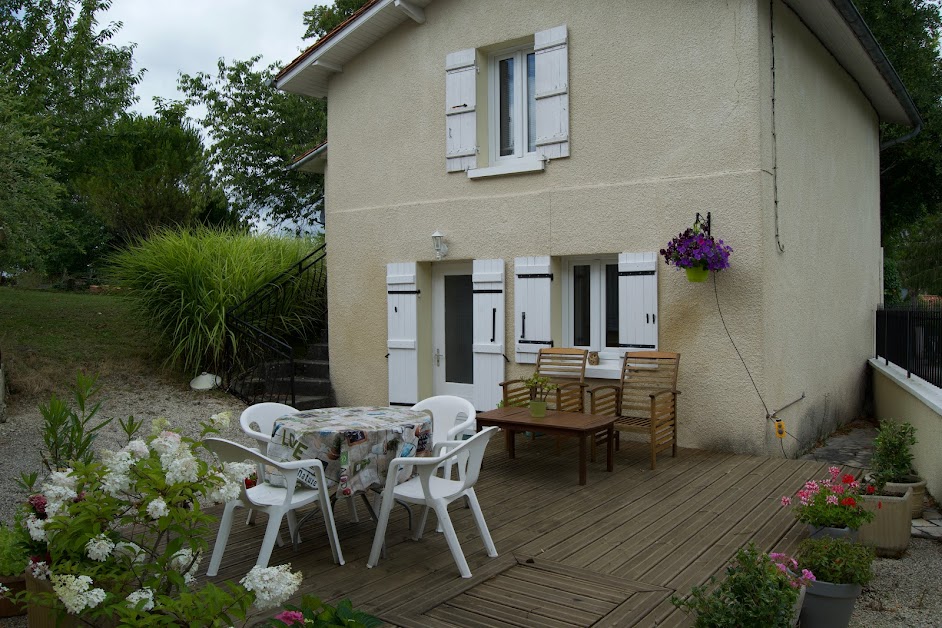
[278,428,310,461]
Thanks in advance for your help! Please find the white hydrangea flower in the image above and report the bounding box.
[149,417,171,437]
[125,587,155,611]
[208,475,242,504]
[51,574,107,615]
[0,582,9,595]
[169,548,201,586]
[210,411,232,429]
[41,477,78,518]
[102,470,132,497]
[26,514,46,541]
[151,431,182,456]
[146,497,169,520]
[124,439,150,459]
[85,534,115,562]
[45,470,77,491]
[27,560,50,580]
[223,462,255,483]
[164,451,199,485]
[240,564,303,610]
[114,541,146,564]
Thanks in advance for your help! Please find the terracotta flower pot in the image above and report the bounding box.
[0,574,27,617]
[858,487,912,558]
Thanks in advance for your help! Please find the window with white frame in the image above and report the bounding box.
[562,256,622,359]
[490,46,536,162]
[445,25,569,177]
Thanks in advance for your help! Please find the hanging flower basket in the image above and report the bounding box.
[661,217,732,282]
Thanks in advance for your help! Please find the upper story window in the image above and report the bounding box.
[491,47,536,162]
[445,25,569,178]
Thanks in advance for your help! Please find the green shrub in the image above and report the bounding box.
[108,227,324,376]
[671,544,808,628]
[797,537,875,585]
[0,524,28,577]
[872,421,918,485]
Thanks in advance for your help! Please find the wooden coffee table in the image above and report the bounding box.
[476,407,615,485]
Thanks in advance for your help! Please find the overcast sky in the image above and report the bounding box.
[102,0,327,118]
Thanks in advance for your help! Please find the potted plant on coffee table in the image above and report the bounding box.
[870,420,926,519]
[795,537,875,628]
[672,543,814,627]
[523,373,556,418]
[781,466,874,539]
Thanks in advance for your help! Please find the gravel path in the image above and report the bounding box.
[0,374,249,526]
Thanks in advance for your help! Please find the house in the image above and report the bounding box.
[274,0,920,456]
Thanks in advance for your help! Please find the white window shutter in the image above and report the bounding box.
[514,256,553,363]
[387,262,419,405]
[445,49,477,172]
[618,252,658,350]
[534,25,569,159]
[472,259,504,411]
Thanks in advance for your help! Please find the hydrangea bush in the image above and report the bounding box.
[781,466,875,530]
[12,412,306,625]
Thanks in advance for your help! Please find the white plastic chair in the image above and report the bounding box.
[203,437,344,576]
[412,395,476,480]
[366,426,499,578]
[239,402,297,450]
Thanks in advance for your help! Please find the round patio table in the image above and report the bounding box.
[266,406,433,496]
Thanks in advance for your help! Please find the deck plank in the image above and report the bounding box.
[197,439,829,627]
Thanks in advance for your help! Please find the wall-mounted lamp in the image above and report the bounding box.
[432,230,448,260]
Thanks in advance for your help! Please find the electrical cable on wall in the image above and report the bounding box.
[712,273,802,457]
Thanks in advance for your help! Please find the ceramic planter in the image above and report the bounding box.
[858,487,912,558]
[884,475,926,519]
[806,525,858,541]
[800,580,862,628]
[529,400,547,418]
[0,574,26,617]
[685,267,709,282]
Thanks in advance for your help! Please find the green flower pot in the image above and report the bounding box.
[685,267,709,282]
[529,400,547,418]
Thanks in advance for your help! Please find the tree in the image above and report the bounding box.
[892,212,942,296]
[0,84,61,271]
[177,56,327,230]
[302,0,369,40]
[0,0,142,273]
[79,106,238,243]
[855,0,942,235]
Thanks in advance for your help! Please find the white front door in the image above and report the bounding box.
[432,262,474,401]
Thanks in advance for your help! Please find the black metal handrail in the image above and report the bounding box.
[226,242,327,406]
[875,303,942,388]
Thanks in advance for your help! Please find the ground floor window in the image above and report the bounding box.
[562,255,622,360]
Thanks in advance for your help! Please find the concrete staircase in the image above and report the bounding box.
[292,342,334,410]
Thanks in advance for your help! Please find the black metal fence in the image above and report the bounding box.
[875,303,942,388]
[225,242,327,406]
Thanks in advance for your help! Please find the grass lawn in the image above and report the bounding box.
[0,287,159,399]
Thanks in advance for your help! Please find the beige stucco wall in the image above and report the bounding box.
[755,1,882,455]
[320,0,882,456]
[871,361,942,500]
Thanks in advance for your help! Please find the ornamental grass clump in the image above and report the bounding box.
[660,220,733,273]
[671,543,814,628]
[108,227,324,376]
[781,466,875,530]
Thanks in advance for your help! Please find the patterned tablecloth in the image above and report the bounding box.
[267,406,433,496]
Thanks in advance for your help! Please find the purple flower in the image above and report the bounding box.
[660,226,733,272]
[274,610,305,625]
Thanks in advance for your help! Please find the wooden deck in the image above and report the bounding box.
[202,437,830,627]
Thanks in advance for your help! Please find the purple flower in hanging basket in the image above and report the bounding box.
[660,226,733,272]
